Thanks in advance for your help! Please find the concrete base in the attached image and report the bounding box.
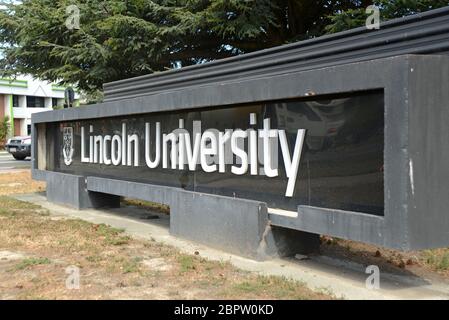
[46,174,319,260]
[169,191,268,259]
[170,191,319,260]
[258,225,320,259]
[46,172,120,210]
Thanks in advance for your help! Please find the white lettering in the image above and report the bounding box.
[145,122,161,168]
[259,118,278,177]
[78,113,306,197]
[103,135,112,165]
[231,129,248,175]
[127,134,139,166]
[201,130,218,173]
[279,129,306,197]
[111,135,122,166]
[81,126,89,163]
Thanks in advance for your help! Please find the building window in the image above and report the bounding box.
[52,98,59,108]
[27,125,32,135]
[12,95,19,108]
[26,96,45,108]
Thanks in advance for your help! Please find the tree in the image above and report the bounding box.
[0,0,371,92]
[0,116,10,147]
[326,0,449,33]
[1,1,448,94]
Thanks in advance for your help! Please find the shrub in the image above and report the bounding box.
[0,116,10,147]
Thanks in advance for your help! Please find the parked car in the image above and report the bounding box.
[5,136,31,160]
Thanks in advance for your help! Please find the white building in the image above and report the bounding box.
[0,75,79,137]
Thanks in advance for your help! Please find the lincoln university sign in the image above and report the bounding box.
[32,7,449,259]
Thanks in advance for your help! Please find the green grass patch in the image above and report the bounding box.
[86,255,103,263]
[178,255,197,272]
[231,275,315,299]
[0,196,42,210]
[13,257,51,271]
[424,250,449,270]
[0,196,48,218]
[92,223,130,246]
[122,257,143,274]
[95,224,125,236]
[105,235,131,246]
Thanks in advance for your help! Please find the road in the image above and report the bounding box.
[0,151,31,171]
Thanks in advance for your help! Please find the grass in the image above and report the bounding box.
[122,257,143,274]
[0,196,45,218]
[13,258,51,271]
[178,255,197,273]
[424,250,449,271]
[0,195,331,299]
[106,236,131,246]
[5,170,449,298]
[0,196,41,210]
[122,198,170,214]
[93,224,131,246]
[227,276,319,300]
[0,171,45,196]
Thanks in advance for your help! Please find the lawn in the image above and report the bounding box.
[2,170,449,299]
[0,171,331,300]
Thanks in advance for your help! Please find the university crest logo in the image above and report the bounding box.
[63,127,74,166]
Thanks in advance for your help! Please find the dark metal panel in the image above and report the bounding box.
[31,123,37,171]
[30,55,449,250]
[381,55,411,249]
[264,55,449,250]
[31,56,412,248]
[32,56,403,124]
[45,123,57,171]
[407,55,449,249]
[51,92,384,214]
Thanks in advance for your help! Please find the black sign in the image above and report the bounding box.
[53,91,384,215]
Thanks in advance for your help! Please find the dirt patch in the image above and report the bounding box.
[320,236,449,282]
[0,251,27,261]
[142,258,173,272]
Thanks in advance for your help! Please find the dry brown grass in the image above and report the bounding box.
[6,169,449,298]
[0,171,331,300]
[0,171,45,195]
[122,198,170,215]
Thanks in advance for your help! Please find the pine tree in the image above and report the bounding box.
[1,0,448,94]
